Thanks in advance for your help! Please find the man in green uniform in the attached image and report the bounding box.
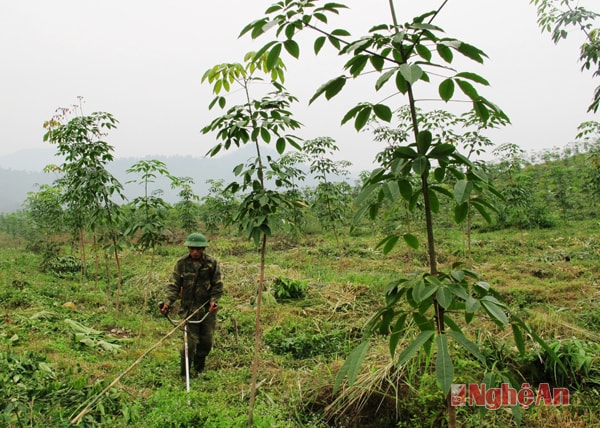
[160,232,223,376]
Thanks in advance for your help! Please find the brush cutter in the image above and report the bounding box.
[158,301,211,399]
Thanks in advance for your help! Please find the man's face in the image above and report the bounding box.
[188,247,205,260]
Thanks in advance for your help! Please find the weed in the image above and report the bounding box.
[271,276,308,300]
[536,338,600,389]
[264,320,352,360]
[41,254,85,278]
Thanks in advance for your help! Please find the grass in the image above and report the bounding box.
[1,219,600,427]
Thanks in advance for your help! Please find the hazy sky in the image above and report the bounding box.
[1,0,597,173]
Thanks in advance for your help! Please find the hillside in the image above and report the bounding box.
[0,145,299,213]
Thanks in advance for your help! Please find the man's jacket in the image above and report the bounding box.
[165,253,223,316]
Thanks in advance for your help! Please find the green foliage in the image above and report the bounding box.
[241,6,523,420]
[65,318,126,353]
[43,104,125,235]
[531,0,600,112]
[303,137,353,238]
[201,52,304,244]
[271,276,308,300]
[125,159,178,251]
[264,321,350,359]
[24,184,65,236]
[0,351,135,427]
[41,254,85,278]
[199,179,239,232]
[173,176,200,233]
[43,99,126,309]
[537,338,600,389]
[0,285,35,310]
[1,222,600,426]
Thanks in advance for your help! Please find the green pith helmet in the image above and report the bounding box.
[184,232,209,248]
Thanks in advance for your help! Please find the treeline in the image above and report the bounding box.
[1,138,599,246]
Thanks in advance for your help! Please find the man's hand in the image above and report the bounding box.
[159,302,170,315]
[209,301,219,313]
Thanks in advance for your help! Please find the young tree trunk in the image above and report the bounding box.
[248,233,267,426]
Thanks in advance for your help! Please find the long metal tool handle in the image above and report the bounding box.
[183,323,190,398]
[70,304,206,425]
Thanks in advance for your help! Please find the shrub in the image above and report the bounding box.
[264,322,349,359]
[41,255,85,278]
[271,277,308,300]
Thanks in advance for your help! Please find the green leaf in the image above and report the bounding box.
[448,283,469,300]
[465,296,480,313]
[428,143,455,159]
[412,156,429,175]
[481,297,508,326]
[266,43,282,70]
[399,64,423,84]
[325,76,347,99]
[403,233,419,249]
[473,100,490,122]
[377,234,400,255]
[382,181,400,201]
[429,190,440,214]
[394,146,418,159]
[260,127,271,143]
[390,313,408,358]
[456,79,479,100]
[373,104,392,122]
[413,311,435,332]
[413,279,438,303]
[331,28,351,37]
[310,76,346,104]
[340,104,363,125]
[457,42,487,63]
[471,199,493,223]
[439,79,455,102]
[415,43,432,61]
[511,323,526,356]
[454,180,473,204]
[370,55,384,71]
[346,54,369,76]
[284,23,296,40]
[437,42,453,63]
[283,39,300,59]
[375,69,395,91]
[354,106,372,131]
[395,71,408,94]
[475,281,491,292]
[436,287,453,309]
[398,179,413,200]
[354,180,380,207]
[333,340,370,393]
[416,130,432,154]
[455,72,489,85]
[448,330,486,363]
[397,330,435,366]
[276,138,286,154]
[436,334,454,396]
[328,34,341,49]
[313,12,327,23]
[434,167,445,182]
[454,202,469,223]
[314,36,326,54]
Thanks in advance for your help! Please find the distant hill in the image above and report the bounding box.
[0,145,331,214]
[0,168,53,213]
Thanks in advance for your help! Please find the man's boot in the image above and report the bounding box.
[179,350,187,377]
[194,355,206,373]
